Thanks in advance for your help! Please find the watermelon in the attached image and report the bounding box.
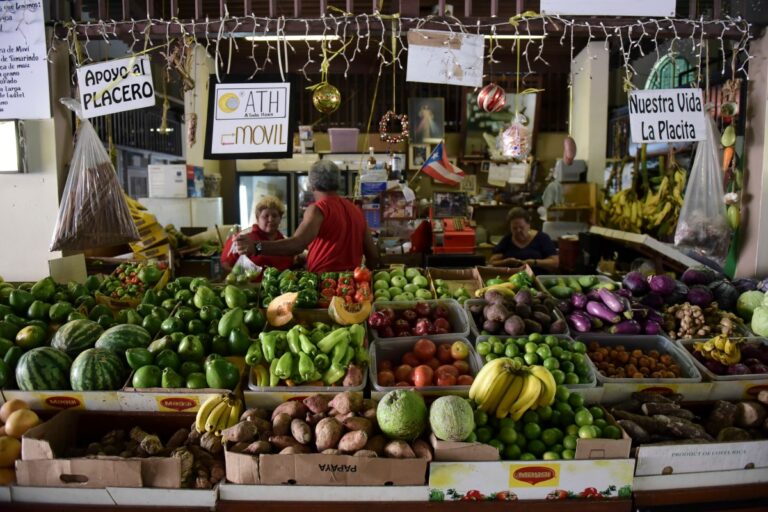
[50,319,103,357]
[16,346,73,391]
[95,324,151,355]
[70,348,125,391]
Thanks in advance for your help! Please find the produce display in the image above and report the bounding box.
[368,301,458,338]
[556,286,656,335]
[433,279,472,305]
[467,289,567,336]
[611,391,768,445]
[318,266,373,308]
[689,336,768,375]
[374,339,475,388]
[478,271,534,292]
[475,334,593,385]
[662,302,743,340]
[98,262,166,302]
[585,341,683,379]
[542,276,618,300]
[261,268,319,309]
[0,399,40,484]
[373,268,433,302]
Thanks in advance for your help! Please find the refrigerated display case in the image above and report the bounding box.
[237,173,293,234]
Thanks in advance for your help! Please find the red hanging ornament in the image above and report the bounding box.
[477,83,507,113]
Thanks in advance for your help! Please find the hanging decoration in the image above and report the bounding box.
[312,82,342,114]
[378,110,409,144]
[477,83,507,113]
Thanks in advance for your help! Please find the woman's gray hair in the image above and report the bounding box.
[309,160,340,192]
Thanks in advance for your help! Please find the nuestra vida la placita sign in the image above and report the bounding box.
[204,76,296,159]
[628,88,706,143]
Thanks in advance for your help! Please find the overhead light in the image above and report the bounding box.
[244,34,341,42]
[484,34,546,40]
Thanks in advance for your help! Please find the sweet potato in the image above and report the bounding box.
[411,439,433,461]
[290,418,313,445]
[166,428,189,451]
[279,445,311,455]
[321,448,342,455]
[342,417,373,436]
[303,394,330,414]
[343,365,364,387]
[249,417,273,434]
[209,463,225,485]
[271,401,308,420]
[364,434,386,456]
[338,430,368,454]
[353,450,378,457]
[384,440,416,459]
[200,432,223,455]
[222,421,258,443]
[735,401,767,428]
[272,413,292,436]
[328,391,363,415]
[269,435,303,450]
[315,417,343,452]
[757,389,768,406]
[241,407,270,422]
[243,440,272,455]
[306,412,327,428]
[362,408,377,422]
[335,411,356,423]
[229,442,250,453]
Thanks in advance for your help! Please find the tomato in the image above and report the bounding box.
[378,360,393,372]
[394,364,413,383]
[436,374,457,386]
[412,365,434,387]
[317,297,331,308]
[354,288,371,303]
[337,285,353,296]
[378,370,395,386]
[435,364,459,378]
[401,351,420,367]
[426,358,440,370]
[453,359,470,375]
[353,265,372,284]
[457,374,474,385]
[436,343,453,364]
[413,338,436,362]
[451,341,470,360]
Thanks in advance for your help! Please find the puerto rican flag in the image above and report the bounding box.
[421,142,465,186]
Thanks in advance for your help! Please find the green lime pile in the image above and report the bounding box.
[476,334,593,385]
[466,386,622,461]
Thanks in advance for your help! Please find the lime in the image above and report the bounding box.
[559,411,575,427]
[476,426,493,443]
[578,425,598,439]
[563,434,578,450]
[528,333,543,343]
[505,344,520,358]
[498,417,516,430]
[575,409,594,427]
[560,361,575,373]
[485,353,498,363]
[543,357,560,371]
[554,402,573,415]
[549,410,561,426]
[565,424,580,437]
[537,405,553,422]
[503,443,522,460]
[513,356,526,367]
[541,428,561,446]
[594,418,608,430]
[555,385,570,402]
[523,422,542,440]
[488,335,501,345]
[536,345,552,360]
[524,342,538,354]
[515,337,528,348]
[492,342,505,355]
[488,416,499,429]
[572,341,587,353]
[579,375,592,384]
[568,393,585,409]
[562,449,575,460]
[592,425,603,437]
[559,351,572,362]
[551,369,566,385]
[543,451,560,461]
[571,353,586,365]
[488,439,504,454]
[520,452,537,461]
[550,443,564,454]
[545,335,559,347]
[565,372,580,385]
[476,341,491,356]
[528,440,547,456]
[551,346,564,359]
[589,406,605,420]
[465,431,478,443]
[514,434,527,449]
[522,410,539,424]
[523,353,540,365]
[498,427,518,444]
[603,425,622,440]
[575,362,591,377]
[474,409,489,427]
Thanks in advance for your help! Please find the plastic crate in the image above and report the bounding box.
[369,337,481,399]
[537,275,620,295]
[244,367,367,409]
[369,299,470,343]
[464,299,570,340]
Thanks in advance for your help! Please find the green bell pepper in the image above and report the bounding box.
[355,345,369,366]
[331,339,350,366]
[322,363,346,386]
[269,358,280,387]
[298,333,317,356]
[259,331,280,363]
[313,353,330,372]
[245,342,263,366]
[275,352,293,380]
[349,323,365,347]
[298,352,315,382]
[286,327,301,354]
[509,271,533,289]
[317,328,351,353]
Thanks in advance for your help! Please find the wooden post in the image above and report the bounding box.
[195,0,203,19]
[320,0,328,14]
[146,0,154,18]
[490,0,498,17]
[170,0,177,17]
[347,0,354,14]
[269,0,277,17]
[97,0,107,19]
[438,0,445,16]
[244,0,253,15]
[464,0,472,18]
[122,0,130,20]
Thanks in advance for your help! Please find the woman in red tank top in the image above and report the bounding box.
[233,161,380,272]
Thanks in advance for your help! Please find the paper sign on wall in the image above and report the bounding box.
[628,88,706,144]
[541,0,675,17]
[204,75,296,160]
[0,0,50,119]
[406,30,484,88]
[76,56,155,118]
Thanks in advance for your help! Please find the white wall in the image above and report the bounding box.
[572,42,609,185]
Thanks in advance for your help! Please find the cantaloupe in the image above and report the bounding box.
[0,398,28,423]
[5,409,40,438]
[327,296,372,325]
[0,436,21,467]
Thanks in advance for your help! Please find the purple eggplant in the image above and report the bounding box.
[615,288,632,299]
[623,271,649,296]
[598,288,625,314]
[571,292,588,310]
[643,320,662,335]
[589,315,604,329]
[648,274,677,295]
[586,289,601,301]
[646,309,664,324]
[556,300,572,315]
[587,300,621,324]
[609,319,642,335]
[687,285,714,307]
[640,292,665,310]
[567,312,592,333]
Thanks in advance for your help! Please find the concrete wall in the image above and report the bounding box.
[572,42,609,185]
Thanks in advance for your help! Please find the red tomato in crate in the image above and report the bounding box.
[436,374,457,386]
[453,360,470,375]
[394,364,413,383]
[457,374,474,385]
[378,370,395,386]
[436,343,453,364]
[413,338,436,362]
[412,365,434,387]
[401,352,420,368]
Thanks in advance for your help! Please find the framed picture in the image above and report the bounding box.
[409,143,430,170]
[408,97,445,144]
[480,160,491,173]
[433,192,469,218]
[382,191,415,220]
[464,90,540,157]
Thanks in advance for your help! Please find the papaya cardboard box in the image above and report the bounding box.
[224,444,260,484]
[429,434,501,461]
[17,409,192,489]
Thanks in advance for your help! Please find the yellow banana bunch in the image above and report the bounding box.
[469,359,557,420]
[195,393,243,435]
[694,335,743,366]
[474,282,518,298]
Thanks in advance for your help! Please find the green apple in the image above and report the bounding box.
[439,293,452,299]
[436,286,449,296]
[393,294,408,301]
[374,271,391,283]
[388,286,403,296]
[391,275,408,288]
[405,268,421,280]
[453,286,470,298]
[389,268,405,278]
[373,279,390,291]
[412,275,429,287]
[403,292,415,301]
[433,279,446,287]
[374,289,391,300]
[415,289,433,300]
[403,283,419,294]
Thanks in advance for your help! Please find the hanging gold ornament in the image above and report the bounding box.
[312,82,341,114]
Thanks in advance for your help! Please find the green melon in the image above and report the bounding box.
[429,395,475,442]
[50,319,103,357]
[15,346,72,391]
[376,389,428,441]
[95,324,151,355]
[70,348,126,391]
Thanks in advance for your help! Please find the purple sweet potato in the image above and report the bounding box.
[272,413,292,436]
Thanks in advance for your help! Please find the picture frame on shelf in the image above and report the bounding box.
[480,160,491,172]
[408,97,445,144]
[382,191,416,220]
[409,143,430,170]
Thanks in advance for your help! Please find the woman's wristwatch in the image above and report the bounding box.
[253,241,263,255]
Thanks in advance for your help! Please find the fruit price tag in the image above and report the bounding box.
[508,464,560,487]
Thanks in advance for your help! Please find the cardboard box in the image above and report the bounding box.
[129,222,169,252]
[635,439,768,477]
[218,482,427,501]
[11,486,115,505]
[148,164,188,198]
[17,410,191,488]
[430,434,501,462]
[135,243,171,262]
[427,267,483,299]
[0,389,121,411]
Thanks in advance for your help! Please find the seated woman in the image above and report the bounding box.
[489,207,559,274]
[220,195,294,275]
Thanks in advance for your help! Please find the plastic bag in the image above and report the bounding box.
[50,99,139,250]
[674,113,731,266]
[225,254,262,284]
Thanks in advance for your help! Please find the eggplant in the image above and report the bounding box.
[533,311,553,327]
[482,319,502,334]
[571,292,588,310]
[484,303,509,323]
[589,315,604,329]
[665,281,689,305]
[648,274,676,295]
[597,288,625,314]
[609,319,642,335]
[643,320,662,335]
[549,318,567,334]
[623,271,649,296]
[681,266,717,286]
[615,288,632,299]
[514,289,533,306]
[484,289,505,305]
[515,303,532,318]
[568,312,592,333]
[640,292,665,310]
[469,303,484,315]
[503,315,525,336]
[687,285,714,307]
[646,309,664,324]
[523,319,543,333]
[586,300,621,324]
[586,289,601,301]
[556,300,572,315]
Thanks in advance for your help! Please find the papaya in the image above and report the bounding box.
[223,285,247,309]
[265,293,298,327]
[327,296,371,325]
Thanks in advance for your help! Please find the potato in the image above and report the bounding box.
[315,417,343,452]
[200,432,223,455]
[290,419,313,445]
[342,417,373,436]
[243,440,272,455]
[229,442,250,453]
[271,401,307,421]
[306,412,327,429]
[250,417,273,435]
[362,408,377,422]
[411,439,433,461]
[269,435,303,450]
[343,365,364,387]
[279,445,311,455]
[222,421,258,443]
[272,413,292,436]
[321,448,341,455]
[338,430,368,454]
[353,449,378,458]
[303,394,330,414]
[0,399,28,423]
[328,392,363,415]
[384,440,416,459]
[334,412,356,423]
[240,407,270,422]
[364,434,386,456]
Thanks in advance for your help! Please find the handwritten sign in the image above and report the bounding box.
[628,88,706,143]
[0,0,49,119]
[204,76,296,159]
[406,30,484,88]
[76,56,155,118]
[541,0,675,16]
